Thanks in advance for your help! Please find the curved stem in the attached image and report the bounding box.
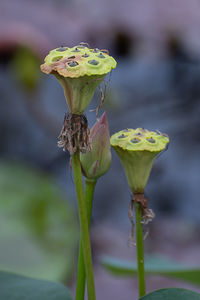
[76,179,97,300]
[71,152,96,300]
[135,201,146,298]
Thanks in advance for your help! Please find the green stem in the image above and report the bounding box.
[71,152,96,300]
[76,179,97,300]
[135,201,146,298]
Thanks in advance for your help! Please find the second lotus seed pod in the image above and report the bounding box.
[110,128,169,193]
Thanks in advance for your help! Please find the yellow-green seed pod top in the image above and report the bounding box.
[110,128,169,193]
[40,43,117,114]
[41,44,116,78]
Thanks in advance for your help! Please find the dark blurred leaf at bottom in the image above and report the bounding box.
[101,255,200,286]
[0,271,72,300]
[140,288,200,300]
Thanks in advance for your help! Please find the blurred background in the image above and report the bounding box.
[0,0,200,299]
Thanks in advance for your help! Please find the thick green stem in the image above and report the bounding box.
[76,179,97,300]
[135,201,146,298]
[71,152,96,300]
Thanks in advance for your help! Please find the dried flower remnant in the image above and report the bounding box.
[58,113,91,155]
[80,112,111,180]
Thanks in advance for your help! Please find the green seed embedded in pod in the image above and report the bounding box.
[118,134,127,138]
[97,53,105,58]
[72,47,81,52]
[88,60,99,65]
[131,138,140,143]
[68,61,79,67]
[147,137,156,143]
[82,53,89,58]
[92,48,99,53]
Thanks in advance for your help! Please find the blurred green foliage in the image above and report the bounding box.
[0,271,72,300]
[140,288,200,300]
[10,47,41,92]
[101,255,200,286]
[0,161,79,282]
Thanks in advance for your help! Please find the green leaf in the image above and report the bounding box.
[0,271,72,299]
[0,161,79,282]
[140,288,200,300]
[101,255,200,286]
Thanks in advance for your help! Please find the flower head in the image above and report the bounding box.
[40,43,117,114]
[110,128,169,193]
[80,112,111,180]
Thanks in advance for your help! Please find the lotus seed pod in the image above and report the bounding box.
[40,44,117,114]
[110,128,169,193]
[80,112,111,180]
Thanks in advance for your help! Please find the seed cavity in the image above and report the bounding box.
[72,47,80,52]
[68,61,79,67]
[131,138,140,143]
[57,47,67,52]
[118,134,127,139]
[88,59,99,65]
[97,53,105,58]
[147,137,156,143]
[79,42,90,48]
[52,56,63,62]
[92,48,99,53]
[82,53,89,58]
[101,49,109,55]
[67,56,75,59]
[156,130,161,135]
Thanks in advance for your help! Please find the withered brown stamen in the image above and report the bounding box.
[58,113,91,155]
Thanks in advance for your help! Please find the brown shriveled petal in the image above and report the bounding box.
[57,113,91,155]
[128,193,155,246]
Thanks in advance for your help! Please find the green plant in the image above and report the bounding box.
[41,43,116,300]
[110,128,169,297]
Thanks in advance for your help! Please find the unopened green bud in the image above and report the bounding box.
[80,112,111,180]
[40,44,117,114]
[110,128,169,193]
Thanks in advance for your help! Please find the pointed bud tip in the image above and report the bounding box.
[99,112,108,127]
[91,112,109,138]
